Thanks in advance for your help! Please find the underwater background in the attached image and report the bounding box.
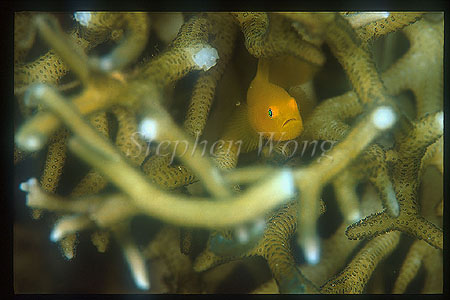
[14,12,443,293]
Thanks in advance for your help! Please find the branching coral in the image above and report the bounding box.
[321,231,401,294]
[346,112,443,250]
[14,11,443,294]
[194,199,326,293]
[231,12,325,66]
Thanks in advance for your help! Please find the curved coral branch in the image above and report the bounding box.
[295,104,397,262]
[421,246,443,293]
[301,187,383,288]
[15,14,216,152]
[325,14,389,106]
[277,12,334,46]
[74,12,123,42]
[301,91,362,141]
[194,200,325,293]
[362,144,399,217]
[142,14,237,195]
[85,13,150,72]
[420,136,443,177]
[142,155,197,189]
[184,13,237,136]
[70,112,110,196]
[355,12,423,44]
[231,12,325,66]
[393,239,432,293]
[138,15,213,88]
[321,231,400,294]
[248,202,320,293]
[15,50,70,95]
[346,112,443,249]
[111,221,150,290]
[332,170,361,222]
[382,17,443,119]
[33,128,68,219]
[34,14,91,84]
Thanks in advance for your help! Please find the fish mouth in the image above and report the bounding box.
[282,118,298,128]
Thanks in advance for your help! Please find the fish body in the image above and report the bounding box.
[247,58,303,141]
[222,58,304,153]
[268,55,318,90]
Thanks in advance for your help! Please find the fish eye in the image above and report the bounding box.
[268,108,273,118]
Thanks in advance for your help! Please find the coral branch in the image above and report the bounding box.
[301,223,359,287]
[295,105,397,262]
[355,12,423,43]
[231,12,325,66]
[421,246,443,293]
[51,214,94,242]
[14,12,443,293]
[143,156,197,189]
[138,16,214,87]
[34,14,90,84]
[32,128,68,219]
[362,144,399,217]
[278,12,334,46]
[420,136,443,177]
[74,12,122,42]
[301,91,362,141]
[346,112,443,249]
[332,171,361,222]
[194,200,325,293]
[87,13,150,72]
[70,112,110,196]
[325,14,389,105]
[382,18,443,118]
[142,101,231,197]
[321,231,401,294]
[15,15,216,152]
[39,128,68,193]
[393,239,430,293]
[184,14,237,136]
[112,222,150,290]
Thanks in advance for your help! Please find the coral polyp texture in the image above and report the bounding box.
[14,12,443,293]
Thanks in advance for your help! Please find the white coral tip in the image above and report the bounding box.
[126,247,151,290]
[192,46,219,71]
[99,56,113,72]
[386,184,399,217]
[74,12,91,27]
[279,169,295,198]
[50,227,63,242]
[19,178,38,192]
[139,118,158,141]
[372,106,396,130]
[348,210,361,222]
[304,237,320,265]
[235,227,249,244]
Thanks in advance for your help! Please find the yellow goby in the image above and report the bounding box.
[247,58,303,141]
[223,58,304,153]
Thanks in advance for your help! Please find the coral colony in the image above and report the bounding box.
[14,12,442,293]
